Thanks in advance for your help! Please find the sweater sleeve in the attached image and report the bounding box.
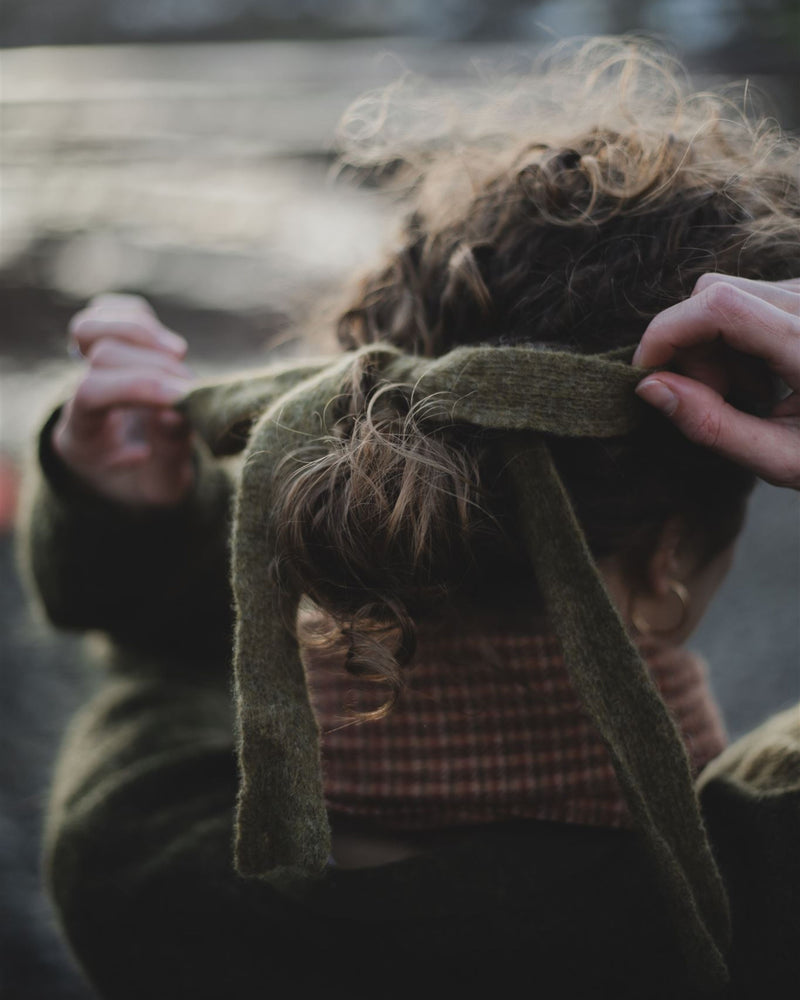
[22,408,235,665]
[697,706,800,999]
[42,668,304,1000]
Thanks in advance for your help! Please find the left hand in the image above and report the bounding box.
[53,293,195,507]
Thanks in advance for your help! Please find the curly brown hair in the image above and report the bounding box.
[274,39,800,710]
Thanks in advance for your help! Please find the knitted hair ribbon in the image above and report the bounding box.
[182,343,730,993]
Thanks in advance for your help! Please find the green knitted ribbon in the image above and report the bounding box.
[182,343,730,993]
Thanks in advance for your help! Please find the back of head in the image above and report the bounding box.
[337,37,799,356]
[275,38,800,698]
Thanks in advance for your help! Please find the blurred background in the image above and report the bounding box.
[1,3,798,997]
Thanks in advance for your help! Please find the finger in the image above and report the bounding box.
[633,282,800,377]
[106,431,191,468]
[69,312,187,359]
[72,371,192,416]
[104,442,152,469]
[156,408,190,429]
[691,273,800,315]
[86,338,193,379]
[86,293,156,314]
[636,374,800,488]
[131,405,193,440]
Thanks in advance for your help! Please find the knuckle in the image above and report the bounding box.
[687,406,723,450]
[73,374,96,409]
[701,281,750,328]
[90,292,151,311]
[639,309,673,347]
[67,309,92,337]
[692,272,724,296]
[767,453,800,490]
[86,339,114,366]
[138,375,166,399]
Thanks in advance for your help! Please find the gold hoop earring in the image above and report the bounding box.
[632,580,690,636]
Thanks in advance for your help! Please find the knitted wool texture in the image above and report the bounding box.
[182,343,731,994]
[306,625,728,829]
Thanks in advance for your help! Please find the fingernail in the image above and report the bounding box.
[636,379,678,416]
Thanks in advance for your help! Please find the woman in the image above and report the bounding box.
[24,40,800,999]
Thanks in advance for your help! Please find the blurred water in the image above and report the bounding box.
[1,41,410,330]
[2,37,796,385]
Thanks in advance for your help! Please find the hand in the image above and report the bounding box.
[52,293,195,507]
[634,274,800,490]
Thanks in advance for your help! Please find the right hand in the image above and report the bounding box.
[634,274,800,490]
[53,294,196,507]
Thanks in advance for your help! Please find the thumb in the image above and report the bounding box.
[635,374,800,489]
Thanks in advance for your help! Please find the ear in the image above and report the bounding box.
[644,516,694,597]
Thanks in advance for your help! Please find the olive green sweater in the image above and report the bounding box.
[22,351,800,999]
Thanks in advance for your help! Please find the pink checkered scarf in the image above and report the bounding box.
[304,616,727,831]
